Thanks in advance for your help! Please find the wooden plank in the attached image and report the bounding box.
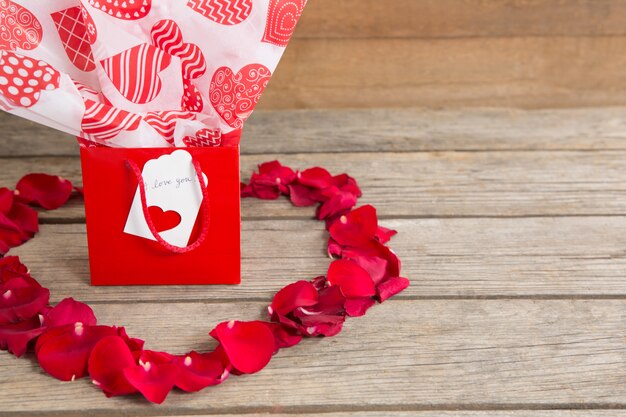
[6,108,626,157]
[148,413,626,417]
[2,300,626,412]
[295,0,626,39]
[11,216,626,302]
[3,149,626,220]
[258,37,626,109]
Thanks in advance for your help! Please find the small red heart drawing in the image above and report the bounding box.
[51,7,96,72]
[147,206,182,233]
[0,51,60,108]
[100,44,171,104]
[209,63,271,128]
[187,0,252,25]
[182,128,221,147]
[262,0,306,47]
[87,0,151,20]
[0,0,42,51]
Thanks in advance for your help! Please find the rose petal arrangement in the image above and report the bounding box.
[0,161,409,404]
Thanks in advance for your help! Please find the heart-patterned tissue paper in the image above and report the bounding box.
[0,0,307,148]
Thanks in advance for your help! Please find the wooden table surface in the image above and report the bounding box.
[2,107,626,416]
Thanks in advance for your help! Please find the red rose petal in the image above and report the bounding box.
[288,183,318,207]
[293,285,347,337]
[329,205,378,247]
[316,190,358,220]
[343,253,388,286]
[210,320,275,374]
[267,322,302,349]
[123,350,178,404]
[327,259,375,298]
[332,173,361,197]
[0,256,39,287]
[0,315,45,356]
[8,201,39,235]
[174,350,227,392]
[296,167,333,189]
[270,280,318,316]
[343,240,401,281]
[377,277,410,302]
[44,298,97,327]
[88,335,137,397]
[0,188,13,214]
[16,173,73,210]
[344,297,376,317]
[375,225,397,244]
[36,324,117,381]
[0,282,49,324]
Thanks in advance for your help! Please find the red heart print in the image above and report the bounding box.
[0,51,60,108]
[147,206,182,233]
[262,0,306,47]
[81,98,141,141]
[0,0,42,51]
[80,6,98,44]
[181,79,203,112]
[86,0,151,20]
[187,0,252,25]
[209,63,271,128]
[151,20,206,112]
[182,128,222,147]
[100,44,171,104]
[143,110,195,144]
[51,7,96,72]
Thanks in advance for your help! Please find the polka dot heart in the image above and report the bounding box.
[0,51,60,108]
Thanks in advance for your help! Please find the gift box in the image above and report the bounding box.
[80,143,241,285]
[0,0,307,285]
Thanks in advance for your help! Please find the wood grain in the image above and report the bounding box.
[295,0,626,39]
[259,37,626,109]
[6,108,626,157]
[3,149,626,220]
[11,216,626,301]
[1,300,626,413]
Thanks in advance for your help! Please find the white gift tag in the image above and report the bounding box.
[124,150,207,247]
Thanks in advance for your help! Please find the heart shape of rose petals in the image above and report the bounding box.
[147,206,182,233]
[0,162,410,404]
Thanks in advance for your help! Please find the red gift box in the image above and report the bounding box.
[79,143,241,285]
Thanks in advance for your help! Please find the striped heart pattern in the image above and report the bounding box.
[51,7,96,72]
[209,63,271,128]
[81,98,142,140]
[262,0,306,47]
[182,128,222,147]
[0,0,42,51]
[143,110,195,144]
[100,44,171,104]
[150,19,206,112]
[187,0,252,25]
